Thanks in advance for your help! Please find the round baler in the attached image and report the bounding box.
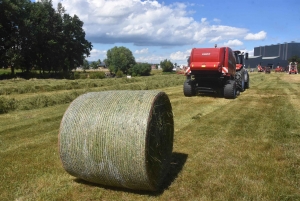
[183,47,249,99]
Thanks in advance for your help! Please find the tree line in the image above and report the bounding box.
[104,46,175,77]
[0,0,92,77]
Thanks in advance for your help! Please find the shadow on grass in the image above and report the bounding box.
[197,93,222,98]
[73,152,188,196]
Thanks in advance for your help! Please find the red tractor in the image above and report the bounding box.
[275,66,284,72]
[288,62,298,74]
[183,47,249,99]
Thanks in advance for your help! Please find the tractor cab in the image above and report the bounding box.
[234,51,248,70]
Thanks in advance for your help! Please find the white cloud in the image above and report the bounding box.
[170,50,191,61]
[88,49,107,61]
[209,36,222,43]
[135,55,166,64]
[223,39,243,47]
[135,48,149,54]
[52,0,250,46]
[249,50,254,56]
[213,18,221,23]
[244,31,267,40]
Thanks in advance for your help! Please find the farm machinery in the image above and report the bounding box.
[258,63,273,73]
[288,62,298,74]
[275,66,284,72]
[265,64,273,74]
[265,67,271,74]
[257,64,264,72]
[183,47,249,99]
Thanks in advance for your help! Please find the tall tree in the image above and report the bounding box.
[0,0,31,74]
[0,0,92,77]
[61,14,92,73]
[106,46,136,74]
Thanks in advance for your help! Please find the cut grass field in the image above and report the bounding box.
[1,72,300,200]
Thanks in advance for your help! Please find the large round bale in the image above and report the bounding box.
[59,90,174,191]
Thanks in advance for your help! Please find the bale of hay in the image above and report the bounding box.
[59,90,174,191]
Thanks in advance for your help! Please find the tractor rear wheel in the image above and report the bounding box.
[183,80,195,97]
[245,71,250,89]
[236,69,245,92]
[240,69,245,92]
[224,80,237,99]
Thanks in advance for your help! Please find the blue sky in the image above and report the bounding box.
[33,0,300,64]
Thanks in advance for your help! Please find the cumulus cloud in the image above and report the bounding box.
[88,49,107,61]
[135,55,166,64]
[244,31,267,40]
[213,18,221,23]
[51,0,249,46]
[170,50,191,61]
[209,36,222,43]
[135,48,149,54]
[223,39,243,47]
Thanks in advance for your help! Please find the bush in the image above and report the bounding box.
[74,72,81,79]
[116,70,124,78]
[160,59,173,72]
[89,72,106,79]
[128,63,151,76]
[0,97,8,114]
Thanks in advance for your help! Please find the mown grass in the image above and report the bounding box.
[0,73,184,113]
[0,72,300,200]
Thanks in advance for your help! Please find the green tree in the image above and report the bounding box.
[61,14,92,73]
[106,46,136,74]
[0,0,31,74]
[160,59,173,72]
[25,0,63,74]
[288,55,300,63]
[96,59,101,66]
[129,63,151,76]
[82,59,89,70]
[90,61,98,69]
[0,0,92,77]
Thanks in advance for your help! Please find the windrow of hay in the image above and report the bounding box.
[59,90,174,191]
[0,75,185,114]
[0,74,185,95]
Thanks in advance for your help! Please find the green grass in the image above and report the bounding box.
[1,72,300,200]
[0,73,185,113]
[0,68,15,75]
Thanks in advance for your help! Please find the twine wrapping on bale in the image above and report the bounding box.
[59,90,174,191]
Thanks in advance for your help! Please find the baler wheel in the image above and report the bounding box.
[224,80,237,99]
[183,80,195,97]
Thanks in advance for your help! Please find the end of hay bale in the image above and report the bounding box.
[59,90,174,191]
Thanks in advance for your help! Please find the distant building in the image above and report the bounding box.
[246,42,300,68]
[98,62,106,68]
[151,64,157,69]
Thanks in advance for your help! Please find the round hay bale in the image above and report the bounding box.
[59,90,174,191]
